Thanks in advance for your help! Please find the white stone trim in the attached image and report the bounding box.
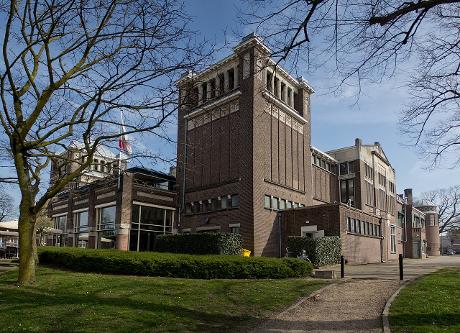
[95,201,116,209]
[73,208,89,214]
[229,223,240,228]
[185,90,241,120]
[263,91,307,124]
[132,201,176,211]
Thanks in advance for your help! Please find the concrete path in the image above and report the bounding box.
[330,255,460,280]
[251,256,460,333]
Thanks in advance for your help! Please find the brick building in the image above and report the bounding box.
[48,167,176,251]
[175,34,412,262]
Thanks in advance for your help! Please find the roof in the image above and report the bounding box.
[0,220,18,230]
[311,146,338,163]
[126,167,176,181]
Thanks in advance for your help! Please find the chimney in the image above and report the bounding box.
[404,188,413,205]
[355,138,362,147]
[374,141,380,147]
[169,166,177,177]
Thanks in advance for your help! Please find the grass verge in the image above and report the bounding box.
[0,267,326,333]
[390,268,460,333]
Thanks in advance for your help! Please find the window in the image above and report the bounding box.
[75,211,89,232]
[286,201,293,209]
[293,202,298,208]
[211,198,220,211]
[377,225,381,237]
[192,87,199,107]
[266,71,273,92]
[360,221,365,235]
[271,197,279,210]
[280,199,286,210]
[221,197,228,209]
[201,82,208,103]
[230,226,240,234]
[218,73,225,95]
[347,217,351,232]
[185,203,192,214]
[366,222,370,235]
[231,194,239,208]
[227,68,235,90]
[280,82,286,102]
[274,77,279,97]
[209,78,216,99]
[191,202,199,214]
[97,206,116,231]
[390,225,396,253]
[339,162,348,175]
[340,179,355,207]
[264,195,271,209]
[54,215,67,233]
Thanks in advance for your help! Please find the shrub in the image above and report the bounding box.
[38,247,313,279]
[287,236,341,267]
[153,233,243,255]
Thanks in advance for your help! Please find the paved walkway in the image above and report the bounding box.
[251,256,460,333]
[330,255,460,280]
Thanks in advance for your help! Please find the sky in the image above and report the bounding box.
[2,0,460,217]
[181,0,460,196]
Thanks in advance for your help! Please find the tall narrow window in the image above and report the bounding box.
[264,195,271,209]
[231,194,239,208]
[201,82,208,103]
[209,78,216,99]
[340,179,355,207]
[287,87,292,106]
[280,82,286,102]
[390,225,396,253]
[274,77,279,97]
[266,71,273,92]
[218,73,225,95]
[227,68,235,90]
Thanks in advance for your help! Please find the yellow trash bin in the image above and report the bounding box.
[242,249,251,257]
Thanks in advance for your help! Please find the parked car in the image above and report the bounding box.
[447,249,456,255]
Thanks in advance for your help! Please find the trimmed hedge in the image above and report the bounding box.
[153,233,243,255]
[287,236,341,267]
[38,247,313,279]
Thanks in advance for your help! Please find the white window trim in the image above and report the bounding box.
[229,223,240,228]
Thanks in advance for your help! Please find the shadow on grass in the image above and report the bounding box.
[390,313,460,331]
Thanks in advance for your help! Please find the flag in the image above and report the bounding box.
[118,110,132,155]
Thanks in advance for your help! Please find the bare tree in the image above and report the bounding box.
[241,0,460,165]
[0,0,208,285]
[421,186,460,233]
[0,187,14,221]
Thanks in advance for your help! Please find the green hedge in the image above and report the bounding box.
[153,233,243,255]
[287,236,341,267]
[38,247,313,279]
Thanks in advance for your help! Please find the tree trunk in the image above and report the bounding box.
[17,210,37,285]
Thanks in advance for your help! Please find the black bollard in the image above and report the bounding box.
[399,254,403,280]
[340,255,345,278]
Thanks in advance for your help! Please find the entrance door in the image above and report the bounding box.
[413,241,421,258]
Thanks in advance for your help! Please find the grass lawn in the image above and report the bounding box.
[0,267,326,333]
[390,268,460,333]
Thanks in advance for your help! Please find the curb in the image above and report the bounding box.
[381,272,433,333]
[381,280,410,333]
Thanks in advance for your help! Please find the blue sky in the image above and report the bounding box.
[2,0,460,217]
[182,0,460,196]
